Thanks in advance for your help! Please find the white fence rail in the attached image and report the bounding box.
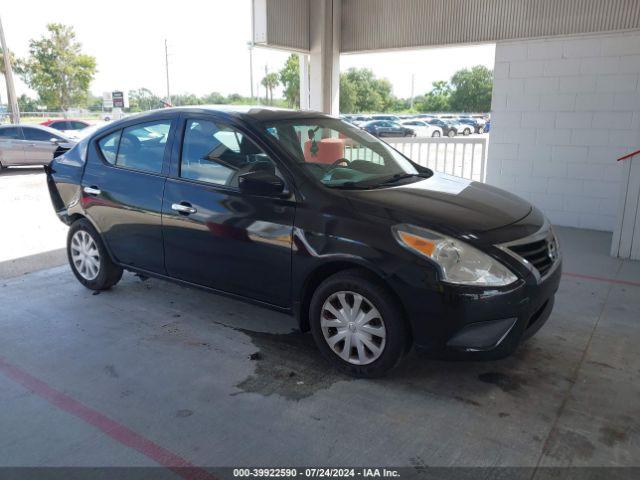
[387,137,488,182]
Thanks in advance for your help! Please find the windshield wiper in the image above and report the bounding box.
[374,172,429,186]
[325,182,377,190]
[326,172,430,190]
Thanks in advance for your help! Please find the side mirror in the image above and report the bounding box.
[238,170,286,196]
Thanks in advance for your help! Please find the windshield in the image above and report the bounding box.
[263,118,428,189]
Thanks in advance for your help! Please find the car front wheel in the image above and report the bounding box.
[447,130,456,138]
[67,219,123,290]
[431,131,441,137]
[309,269,409,377]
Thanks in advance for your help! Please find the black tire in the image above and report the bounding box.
[431,131,441,138]
[67,219,123,290]
[309,269,409,378]
[447,130,456,138]
[463,128,471,136]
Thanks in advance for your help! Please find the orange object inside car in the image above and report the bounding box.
[303,138,346,164]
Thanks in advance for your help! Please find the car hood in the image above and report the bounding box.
[344,173,532,236]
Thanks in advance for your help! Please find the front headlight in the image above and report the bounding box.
[392,224,518,287]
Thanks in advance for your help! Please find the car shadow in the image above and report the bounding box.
[0,166,45,176]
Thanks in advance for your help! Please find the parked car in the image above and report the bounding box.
[400,120,443,137]
[0,124,75,169]
[361,120,415,137]
[351,115,372,126]
[454,118,480,135]
[427,118,458,137]
[46,106,561,377]
[41,119,92,138]
[370,114,401,122]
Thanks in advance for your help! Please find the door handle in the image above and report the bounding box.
[83,186,101,196]
[171,202,197,214]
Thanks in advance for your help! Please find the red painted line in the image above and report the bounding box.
[0,356,217,480]
[617,149,640,161]
[563,271,640,287]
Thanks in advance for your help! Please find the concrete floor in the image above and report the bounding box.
[0,169,639,473]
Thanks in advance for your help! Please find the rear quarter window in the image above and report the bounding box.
[98,131,121,165]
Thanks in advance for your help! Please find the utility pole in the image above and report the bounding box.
[0,15,20,124]
[164,39,171,107]
[409,73,415,110]
[247,41,254,101]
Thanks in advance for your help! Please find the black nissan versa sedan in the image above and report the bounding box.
[45,106,561,377]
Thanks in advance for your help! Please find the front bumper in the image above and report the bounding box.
[390,258,562,355]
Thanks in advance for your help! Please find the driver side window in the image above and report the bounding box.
[180,118,278,188]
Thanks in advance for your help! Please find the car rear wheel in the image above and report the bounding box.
[67,219,123,290]
[447,130,456,138]
[431,131,441,137]
[309,269,409,377]
[463,128,471,135]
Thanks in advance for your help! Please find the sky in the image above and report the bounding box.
[1,0,495,103]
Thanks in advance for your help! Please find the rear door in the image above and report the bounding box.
[0,127,26,166]
[21,127,60,165]
[82,116,177,273]
[162,114,295,306]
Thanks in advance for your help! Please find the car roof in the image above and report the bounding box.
[122,105,334,124]
[1,123,65,133]
[44,118,88,123]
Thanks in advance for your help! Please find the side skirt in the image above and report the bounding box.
[117,264,294,317]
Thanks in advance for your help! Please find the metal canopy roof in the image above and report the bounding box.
[253,0,640,53]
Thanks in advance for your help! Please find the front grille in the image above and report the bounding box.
[508,238,554,277]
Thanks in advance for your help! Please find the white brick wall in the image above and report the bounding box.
[487,31,640,232]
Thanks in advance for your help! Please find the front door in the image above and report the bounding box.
[162,116,295,307]
[82,118,176,273]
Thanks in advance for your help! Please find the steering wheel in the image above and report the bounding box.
[329,158,351,168]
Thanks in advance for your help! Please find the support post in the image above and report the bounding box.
[309,0,340,115]
[298,53,310,110]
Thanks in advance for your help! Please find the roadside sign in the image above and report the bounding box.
[102,91,113,109]
[112,91,125,108]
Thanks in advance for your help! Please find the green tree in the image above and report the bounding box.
[1,48,17,109]
[339,68,395,113]
[415,80,452,112]
[448,65,493,112]
[0,47,17,77]
[18,24,96,111]
[279,54,300,108]
[128,88,162,112]
[17,94,40,112]
[172,93,202,106]
[202,91,226,104]
[261,72,279,105]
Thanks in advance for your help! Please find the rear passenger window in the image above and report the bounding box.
[98,131,121,165]
[116,121,171,174]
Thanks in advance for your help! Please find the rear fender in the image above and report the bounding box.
[45,144,87,225]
